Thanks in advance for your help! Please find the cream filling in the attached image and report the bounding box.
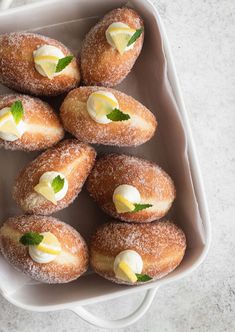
[38,171,68,201]
[33,45,67,79]
[113,184,141,204]
[113,250,143,277]
[0,107,25,142]
[86,91,119,124]
[105,22,135,52]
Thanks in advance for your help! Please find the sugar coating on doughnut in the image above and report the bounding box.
[90,221,186,285]
[81,7,144,87]
[60,86,157,146]
[0,215,89,283]
[12,139,96,215]
[0,32,80,96]
[87,154,176,222]
[0,94,64,151]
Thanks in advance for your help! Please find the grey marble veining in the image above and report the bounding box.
[0,1,235,331]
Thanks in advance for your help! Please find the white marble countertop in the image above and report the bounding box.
[0,0,234,331]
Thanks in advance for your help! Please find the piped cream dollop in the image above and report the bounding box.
[87,91,119,124]
[34,171,68,204]
[113,184,141,213]
[113,249,143,282]
[106,22,136,54]
[33,45,65,79]
[0,107,25,142]
[29,231,61,264]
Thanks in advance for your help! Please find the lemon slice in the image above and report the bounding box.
[92,92,117,117]
[36,232,61,255]
[109,28,135,55]
[34,55,59,62]
[0,112,21,137]
[113,194,135,213]
[116,260,137,283]
[34,181,57,205]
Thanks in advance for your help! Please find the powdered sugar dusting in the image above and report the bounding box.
[12,139,96,215]
[87,154,176,222]
[90,220,186,285]
[0,32,80,96]
[0,215,89,283]
[60,86,157,146]
[0,93,64,151]
[81,7,144,86]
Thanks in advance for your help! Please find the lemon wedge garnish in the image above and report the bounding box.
[34,55,59,79]
[36,232,61,255]
[113,194,135,213]
[92,92,117,117]
[109,28,135,55]
[34,181,57,205]
[116,261,137,283]
[0,112,21,137]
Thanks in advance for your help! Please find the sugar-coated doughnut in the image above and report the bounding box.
[90,221,186,285]
[0,32,80,96]
[0,215,88,283]
[60,86,157,146]
[13,139,96,215]
[87,154,175,222]
[0,94,64,151]
[81,8,144,87]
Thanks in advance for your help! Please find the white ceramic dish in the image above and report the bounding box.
[0,0,211,328]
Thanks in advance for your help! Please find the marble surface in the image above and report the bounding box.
[0,0,235,331]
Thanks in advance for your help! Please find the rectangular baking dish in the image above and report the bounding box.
[0,0,211,328]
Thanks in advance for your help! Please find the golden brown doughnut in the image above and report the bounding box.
[0,215,88,283]
[60,86,157,146]
[81,8,144,86]
[87,154,176,222]
[90,221,186,285]
[0,32,80,96]
[12,139,96,215]
[0,94,64,151]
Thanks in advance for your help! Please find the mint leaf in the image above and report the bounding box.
[55,55,74,72]
[127,27,144,47]
[107,108,130,121]
[10,100,24,124]
[132,203,153,212]
[51,175,64,193]
[20,232,43,246]
[136,273,152,282]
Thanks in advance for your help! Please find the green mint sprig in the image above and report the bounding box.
[107,108,130,121]
[127,27,144,47]
[20,232,44,246]
[136,273,152,282]
[55,55,74,72]
[10,100,24,124]
[132,203,153,213]
[51,175,65,193]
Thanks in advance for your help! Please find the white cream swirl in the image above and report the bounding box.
[113,184,141,204]
[87,91,119,124]
[33,45,65,78]
[0,107,25,142]
[39,171,68,201]
[29,245,57,264]
[113,250,143,278]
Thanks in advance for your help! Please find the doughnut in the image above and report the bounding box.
[0,94,64,151]
[90,221,186,285]
[0,215,88,283]
[81,8,144,87]
[60,86,157,146]
[12,139,96,215]
[0,32,80,96]
[87,154,175,222]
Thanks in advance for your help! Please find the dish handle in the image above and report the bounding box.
[70,287,158,329]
